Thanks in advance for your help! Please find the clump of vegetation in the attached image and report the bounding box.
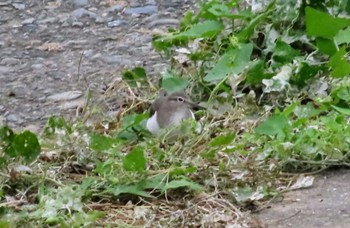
[1,0,350,226]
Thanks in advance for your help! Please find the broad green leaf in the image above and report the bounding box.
[161,178,203,193]
[272,40,299,66]
[255,114,289,137]
[122,67,147,87]
[106,184,155,198]
[161,77,189,94]
[305,7,350,39]
[237,3,274,42]
[335,27,350,45]
[246,60,273,85]
[290,62,323,88]
[316,37,337,55]
[123,147,146,172]
[117,113,149,141]
[334,86,350,102]
[207,3,246,19]
[89,134,120,152]
[141,174,166,189]
[204,43,253,82]
[328,46,350,78]
[12,131,41,162]
[162,20,224,40]
[331,105,350,115]
[209,133,235,147]
[0,126,15,144]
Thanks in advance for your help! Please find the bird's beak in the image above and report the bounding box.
[185,100,205,110]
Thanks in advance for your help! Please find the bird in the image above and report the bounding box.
[146,90,203,135]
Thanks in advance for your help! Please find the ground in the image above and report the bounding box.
[1,1,349,227]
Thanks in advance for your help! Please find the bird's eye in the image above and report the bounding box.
[177,97,184,102]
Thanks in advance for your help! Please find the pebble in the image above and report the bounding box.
[103,55,132,65]
[71,8,97,19]
[73,0,89,8]
[0,66,13,73]
[58,97,86,110]
[1,57,20,65]
[107,20,128,28]
[72,21,84,27]
[108,4,125,13]
[22,18,35,25]
[6,114,20,122]
[12,3,25,10]
[124,5,158,15]
[47,91,83,101]
[0,105,6,112]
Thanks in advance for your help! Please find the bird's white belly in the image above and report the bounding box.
[146,110,195,135]
[146,112,161,134]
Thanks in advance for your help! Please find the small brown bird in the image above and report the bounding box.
[146,90,203,135]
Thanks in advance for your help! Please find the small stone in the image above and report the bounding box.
[0,105,6,112]
[47,91,83,101]
[71,8,97,19]
[6,114,19,122]
[108,4,125,13]
[22,18,35,25]
[1,57,20,65]
[124,5,158,15]
[107,20,127,28]
[12,3,25,10]
[73,0,89,8]
[22,24,38,33]
[103,55,132,65]
[58,97,86,110]
[0,66,13,73]
[72,21,84,27]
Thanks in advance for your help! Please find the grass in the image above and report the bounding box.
[2,0,350,226]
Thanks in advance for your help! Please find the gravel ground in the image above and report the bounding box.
[0,0,194,130]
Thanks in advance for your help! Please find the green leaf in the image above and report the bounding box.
[44,116,72,136]
[161,20,224,40]
[106,184,155,198]
[305,7,350,39]
[204,43,253,82]
[0,126,15,144]
[123,147,146,172]
[169,166,197,176]
[122,67,147,87]
[237,3,273,42]
[0,220,11,228]
[161,178,203,193]
[246,60,273,85]
[89,134,120,152]
[316,37,337,55]
[207,3,246,19]
[328,46,350,78]
[272,40,299,66]
[290,62,323,88]
[335,27,350,45]
[334,86,350,102]
[161,77,189,94]
[209,133,235,147]
[12,131,41,162]
[255,114,289,138]
[331,105,350,115]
